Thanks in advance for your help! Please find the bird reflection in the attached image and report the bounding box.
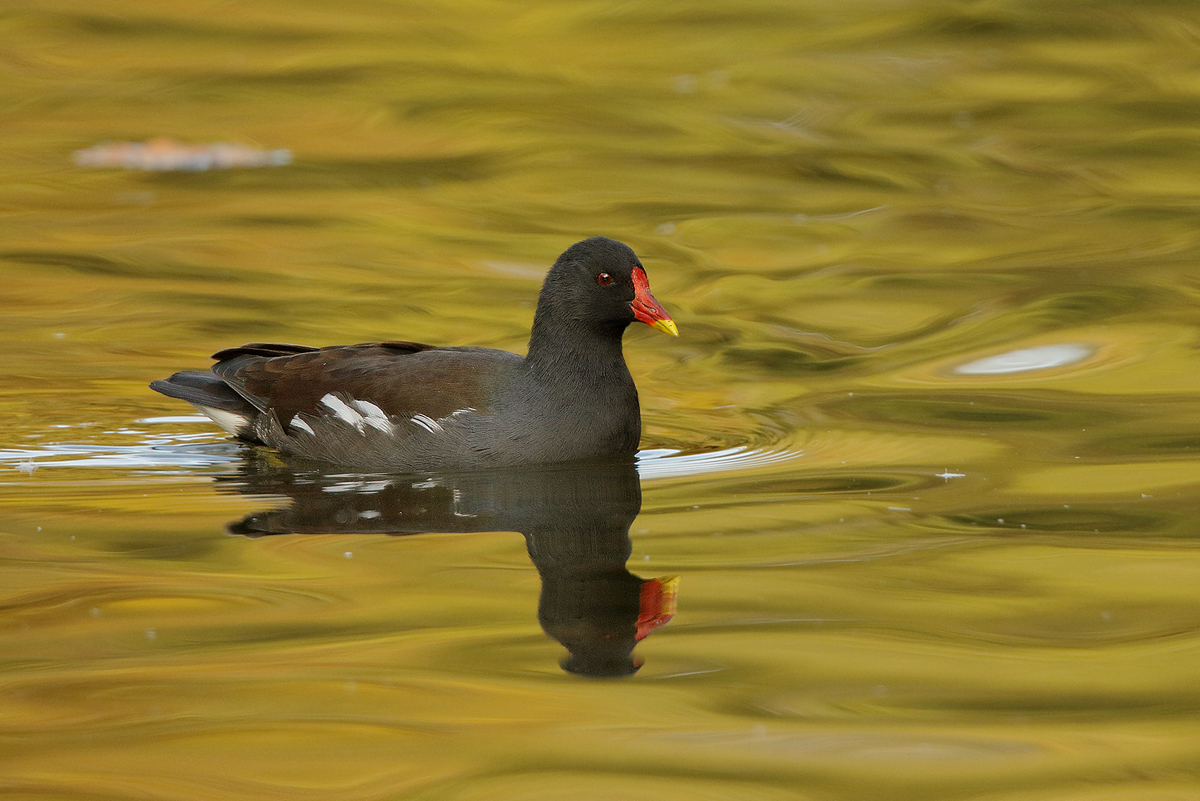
[216,452,676,677]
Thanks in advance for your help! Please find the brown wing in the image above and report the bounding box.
[211,342,322,360]
[211,341,522,427]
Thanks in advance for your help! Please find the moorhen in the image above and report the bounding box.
[150,237,677,472]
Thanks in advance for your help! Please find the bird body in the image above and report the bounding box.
[151,237,676,472]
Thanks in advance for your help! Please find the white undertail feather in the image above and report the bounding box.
[196,406,251,437]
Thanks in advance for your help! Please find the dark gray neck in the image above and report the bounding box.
[525,315,633,390]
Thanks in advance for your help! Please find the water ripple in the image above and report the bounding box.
[636,445,805,480]
[4,417,803,481]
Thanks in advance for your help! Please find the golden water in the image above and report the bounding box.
[4,1,1200,798]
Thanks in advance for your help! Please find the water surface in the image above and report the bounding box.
[4,1,1200,799]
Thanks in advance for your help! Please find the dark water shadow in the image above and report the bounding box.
[215,452,677,678]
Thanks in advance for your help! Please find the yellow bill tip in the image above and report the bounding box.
[650,318,679,337]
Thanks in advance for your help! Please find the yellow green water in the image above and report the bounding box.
[4,0,1200,798]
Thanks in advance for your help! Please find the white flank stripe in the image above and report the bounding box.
[410,413,444,434]
[290,415,315,435]
[442,407,476,421]
[350,398,394,433]
[319,393,364,429]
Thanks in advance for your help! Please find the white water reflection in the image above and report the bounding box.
[954,343,1093,375]
[0,420,240,474]
[637,445,804,480]
[3,417,802,481]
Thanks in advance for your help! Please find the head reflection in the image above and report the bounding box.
[221,454,676,677]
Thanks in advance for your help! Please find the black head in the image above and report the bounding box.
[533,237,675,341]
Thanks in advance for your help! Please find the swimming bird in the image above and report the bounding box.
[150,237,677,472]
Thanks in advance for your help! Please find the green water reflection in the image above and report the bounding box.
[4,0,1200,799]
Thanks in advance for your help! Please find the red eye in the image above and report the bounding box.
[597,272,614,286]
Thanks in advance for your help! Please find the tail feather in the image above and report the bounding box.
[151,371,261,440]
[150,370,249,411]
